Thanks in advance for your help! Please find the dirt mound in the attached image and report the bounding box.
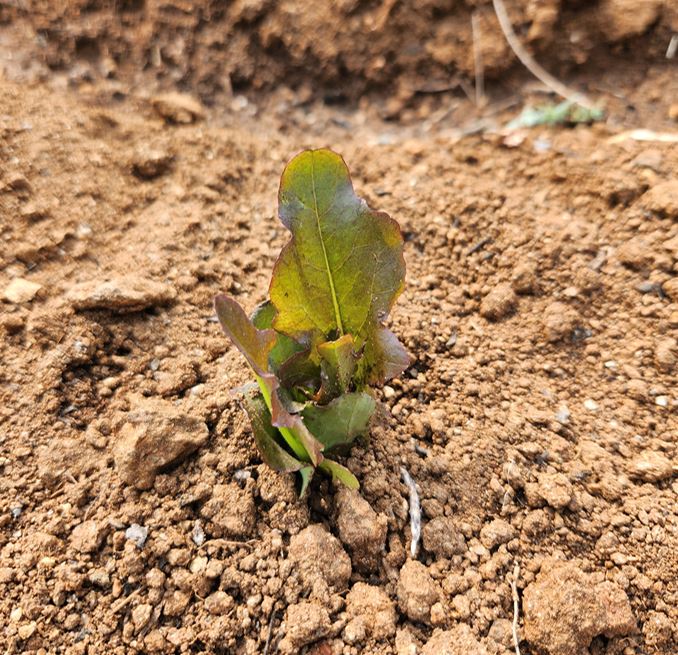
[1,0,675,105]
[1,71,677,654]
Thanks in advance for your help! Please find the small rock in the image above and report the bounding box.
[113,395,208,489]
[3,278,42,303]
[205,591,234,615]
[526,472,573,510]
[479,518,516,550]
[626,378,648,401]
[617,238,653,270]
[480,282,517,321]
[70,520,107,553]
[191,521,206,546]
[629,451,674,482]
[583,398,599,412]
[643,611,674,649]
[596,0,662,42]
[422,516,467,558]
[131,604,153,633]
[511,262,538,294]
[151,93,205,124]
[663,278,678,301]
[523,559,636,655]
[630,148,663,172]
[18,621,37,641]
[335,488,387,571]
[163,590,190,617]
[287,524,351,590]
[68,276,176,312]
[397,560,441,624]
[125,523,149,548]
[542,302,579,343]
[279,601,331,654]
[421,624,487,655]
[344,583,397,642]
[200,483,256,538]
[643,179,678,219]
[88,568,110,587]
[131,147,174,180]
[655,338,677,373]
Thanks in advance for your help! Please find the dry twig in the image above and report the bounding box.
[471,12,486,108]
[262,607,278,655]
[510,562,522,655]
[491,0,594,110]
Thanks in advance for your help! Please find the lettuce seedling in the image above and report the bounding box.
[215,148,409,493]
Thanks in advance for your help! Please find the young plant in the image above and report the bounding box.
[215,148,409,493]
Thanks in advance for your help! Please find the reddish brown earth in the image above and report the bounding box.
[1,2,678,655]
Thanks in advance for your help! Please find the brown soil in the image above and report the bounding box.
[1,3,677,655]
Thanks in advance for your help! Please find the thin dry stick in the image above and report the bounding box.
[510,563,522,655]
[262,607,278,655]
[491,0,594,110]
[471,12,486,108]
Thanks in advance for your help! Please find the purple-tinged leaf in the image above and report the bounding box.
[215,294,276,374]
[364,326,410,384]
[241,392,303,473]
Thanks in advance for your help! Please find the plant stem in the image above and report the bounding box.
[255,375,309,461]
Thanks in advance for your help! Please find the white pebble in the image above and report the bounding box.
[584,399,599,411]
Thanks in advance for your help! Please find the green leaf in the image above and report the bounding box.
[318,459,360,489]
[251,300,307,373]
[298,465,315,497]
[317,334,358,401]
[269,148,408,381]
[241,392,303,473]
[302,391,376,451]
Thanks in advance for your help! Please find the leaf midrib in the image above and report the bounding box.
[310,153,344,336]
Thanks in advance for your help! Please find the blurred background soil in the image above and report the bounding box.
[1,1,677,654]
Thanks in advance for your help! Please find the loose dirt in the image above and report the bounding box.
[1,3,677,655]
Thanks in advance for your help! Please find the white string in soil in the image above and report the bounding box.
[400,466,421,558]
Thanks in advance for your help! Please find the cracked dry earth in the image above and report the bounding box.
[1,80,677,655]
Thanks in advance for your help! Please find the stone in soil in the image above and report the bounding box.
[542,302,580,343]
[628,450,674,483]
[422,516,467,558]
[151,92,206,124]
[421,624,487,655]
[112,394,209,489]
[642,179,678,219]
[397,559,441,624]
[480,282,517,321]
[523,559,636,655]
[344,582,397,644]
[479,518,516,550]
[335,488,387,572]
[199,483,256,538]
[70,519,108,553]
[67,276,176,312]
[131,146,174,179]
[279,601,331,654]
[3,277,42,303]
[287,524,351,590]
[525,472,573,509]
